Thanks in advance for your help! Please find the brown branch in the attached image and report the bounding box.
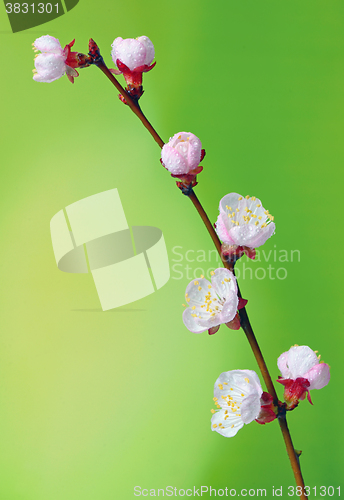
[96,56,307,499]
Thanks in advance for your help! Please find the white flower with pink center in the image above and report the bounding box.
[182,269,241,335]
[215,193,275,259]
[32,35,79,83]
[161,132,203,176]
[277,345,330,408]
[211,370,263,437]
[111,36,155,71]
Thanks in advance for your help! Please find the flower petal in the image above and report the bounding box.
[211,268,237,300]
[277,351,291,379]
[219,292,238,324]
[214,369,262,404]
[305,363,330,390]
[211,409,244,437]
[182,308,207,333]
[215,213,234,245]
[161,144,188,175]
[33,53,66,82]
[248,222,275,248]
[229,222,275,248]
[34,35,62,54]
[136,36,155,65]
[219,193,243,214]
[287,346,319,379]
[241,393,262,424]
[184,277,212,308]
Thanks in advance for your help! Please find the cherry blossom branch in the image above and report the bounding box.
[93,50,307,500]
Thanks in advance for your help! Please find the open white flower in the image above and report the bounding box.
[182,268,240,335]
[211,370,263,437]
[215,193,275,259]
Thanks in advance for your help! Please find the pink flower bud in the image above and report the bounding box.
[277,345,330,409]
[110,36,156,100]
[111,36,155,72]
[161,132,203,176]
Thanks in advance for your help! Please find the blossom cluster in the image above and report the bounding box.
[31,34,331,446]
[211,346,330,438]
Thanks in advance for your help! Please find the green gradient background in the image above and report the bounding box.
[1,1,343,498]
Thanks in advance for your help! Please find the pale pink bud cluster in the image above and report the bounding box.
[161,132,203,176]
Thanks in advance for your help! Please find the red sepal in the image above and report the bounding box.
[243,247,256,260]
[208,325,220,335]
[64,39,92,70]
[277,377,311,410]
[225,312,240,330]
[256,392,277,425]
[238,297,248,310]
